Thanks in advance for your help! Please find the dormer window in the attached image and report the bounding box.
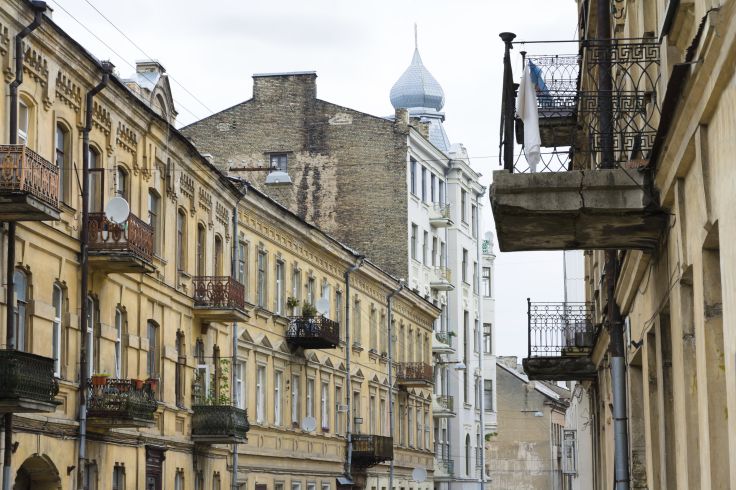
[270,154,288,172]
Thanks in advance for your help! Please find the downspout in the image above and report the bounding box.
[78,61,113,490]
[386,281,404,490]
[3,4,46,490]
[343,256,364,481]
[231,183,246,490]
[474,193,485,489]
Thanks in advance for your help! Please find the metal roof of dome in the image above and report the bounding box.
[390,46,445,111]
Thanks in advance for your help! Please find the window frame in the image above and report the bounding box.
[52,284,63,377]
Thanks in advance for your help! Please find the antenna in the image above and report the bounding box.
[315,298,330,317]
[105,196,130,224]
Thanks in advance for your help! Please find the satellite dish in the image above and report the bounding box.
[411,467,427,483]
[315,298,330,316]
[105,197,130,224]
[301,416,317,432]
[265,170,293,188]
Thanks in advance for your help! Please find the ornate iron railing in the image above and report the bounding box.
[396,362,433,384]
[435,267,452,283]
[0,349,58,404]
[527,300,597,358]
[286,316,340,345]
[435,395,454,412]
[192,276,245,310]
[352,434,393,466]
[434,331,453,347]
[192,405,250,440]
[437,458,455,476]
[500,37,661,173]
[87,378,157,422]
[88,212,154,263]
[430,203,451,219]
[0,145,59,208]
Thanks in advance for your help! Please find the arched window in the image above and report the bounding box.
[88,146,102,212]
[148,189,161,254]
[196,223,206,276]
[52,284,63,377]
[55,123,70,203]
[214,234,223,276]
[147,320,160,379]
[115,166,129,201]
[176,209,187,272]
[13,270,29,351]
[465,434,471,476]
[18,100,30,145]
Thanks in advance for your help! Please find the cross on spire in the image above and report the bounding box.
[414,23,418,50]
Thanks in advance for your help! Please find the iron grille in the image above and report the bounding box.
[192,405,250,440]
[0,349,58,404]
[87,378,157,421]
[286,316,340,346]
[192,276,245,310]
[0,145,60,208]
[88,212,154,263]
[527,300,596,358]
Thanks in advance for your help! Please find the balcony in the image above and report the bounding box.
[429,203,452,228]
[192,276,248,323]
[192,405,250,444]
[0,145,60,221]
[351,434,393,468]
[432,394,455,417]
[0,350,59,413]
[396,362,433,387]
[522,301,598,381]
[430,267,454,292]
[88,212,155,273]
[434,458,455,478]
[286,316,340,349]
[493,36,668,252]
[432,331,455,354]
[87,378,157,428]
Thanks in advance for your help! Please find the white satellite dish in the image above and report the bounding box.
[411,467,427,483]
[315,298,330,316]
[301,416,317,432]
[105,196,130,224]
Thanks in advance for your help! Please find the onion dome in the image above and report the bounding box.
[390,48,445,111]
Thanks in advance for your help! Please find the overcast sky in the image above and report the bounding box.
[49,0,578,360]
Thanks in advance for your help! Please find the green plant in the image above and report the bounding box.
[192,359,231,405]
[447,331,457,337]
[301,301,318,317]
[286,296,300,309]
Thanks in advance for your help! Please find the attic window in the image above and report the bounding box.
[270,153,288,172]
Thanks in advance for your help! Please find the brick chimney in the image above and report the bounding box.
[252,71,317,103]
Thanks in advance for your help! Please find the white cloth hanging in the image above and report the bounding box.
[517,62,542,172]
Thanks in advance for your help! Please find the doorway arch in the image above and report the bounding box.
[14,453,61,490]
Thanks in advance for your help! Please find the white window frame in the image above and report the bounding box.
[275,260,285,314]
[291,374,301,426]
[321,381,329,430]
[52,284,63,377]
[256,365,266,423]
[274,369,283,426]
[235,362,246,409]
[114,307,123,378]
[306,378,315,418]
[18,101,29,145]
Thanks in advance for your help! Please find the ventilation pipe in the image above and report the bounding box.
[343,256,365,482]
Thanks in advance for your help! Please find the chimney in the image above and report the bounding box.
[252,71,317,103]
[394,108,409,133]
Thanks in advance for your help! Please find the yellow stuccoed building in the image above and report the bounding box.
[0,1,438,489]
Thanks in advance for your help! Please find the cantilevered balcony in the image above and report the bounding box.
[429,203,452,228]
[192,405,250,444]
[396,362,433,387]
[87,378,157,428]
[432,331,455,354]
[434,458,455,478]
[192,276,248,323]
[0,350,59,413]
[0,145,60,221]
[432,394,455,417]
[351,434,393,468]
[522,300,598,381]
[493,36,668,252]
[286,316,340,349]
[88,212,155,273]
[430,267,454,292]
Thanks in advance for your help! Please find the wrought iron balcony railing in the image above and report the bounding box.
[192,276,246,310]
[88,212,154,266]
[396,362,433,386]
[434,331,453,347]
[87,378,157,427]
[434,394,454,413]
[0,349,59,413]
[352,434,393,467]
[436,458,455,476]
[430,203,452,227]
[0,144,60,221]
[192,404,250,443]
[500,36,661,173]
[286,316,340,349]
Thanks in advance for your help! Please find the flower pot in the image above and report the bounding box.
[91,375,109,387]
[133,379,144,390]
[145,378,159,392]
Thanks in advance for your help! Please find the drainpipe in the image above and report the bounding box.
[78,61,113,490]
[231,182,246,490]
[474,193,485,489]
[386,280,404,490]
[3,4,46,490]
[343,256,364,482]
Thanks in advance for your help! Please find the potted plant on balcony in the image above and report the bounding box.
[286,296,300,312]
[145,377,159,394]
[132,378,145,390]
[91,373,110,387]
[301,301,318,318]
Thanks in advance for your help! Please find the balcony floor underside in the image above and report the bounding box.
[523,356,597,381]
[89,253,155,273]
[0,193,60,221]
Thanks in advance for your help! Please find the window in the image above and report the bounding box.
[213,473,221,490]
[410,224,418,260]
[320,381,329,430]
[484,380,494,411]
[409,158,417,195]
[465,434,471,476]
[473,261,478,293]
[173,469,184,490]
[196,224,206,276]
[238,241,247,286]
[176,210,186,272]
[408,406,414,446]
[194,471,204,490]
[256,365,266,423]
[175,331,185,407]
[18,101,29,144]
[482,267,491,297]
[463,311,469,404]
[52,284,63,377]
[114,308,124,378]
[471,204,478,237]
[291,374,301,426]
[270,153,288,172]
[369,307,377,351]
[86,462,98,490]
[421,166,427,201]
[431,237,438,266]
[353,391,361,434]
[335,291,343,328]
[439,178,445,204]
[292,482,301,490]
[88,147,102,212]
[148,190,161,255]
[214,235,223,276]
[430,174,436,202]
[422,231,428,265]
[461,189,467,222]
[87,295,99,377]
[115,166,129,201]
[306,276,315,305]
[353,298,361,346]
[257,250,267,307]
[483,323,493,354]
[306,378,315,418]
[369,395,376,434]
[235,362,245,409]
[112,465,125,490]
[275,260,285,314]
[380,311,387,354]
[334,385,343,434]
[321,281,331,313]
[274,370,283,425]
[440,241,446,267]
[462,249,468,282]
[193,339,208,404]
[55,124,69,203]
[147,320,159,378]
[380,398,387,435]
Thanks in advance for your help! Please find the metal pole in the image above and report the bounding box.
[78,62,112,490]
[474,204,485,489]
[231,188,244,490]
[3,4,45,489]
[343,257,364,482]
[386,281,404,490]
[499,32,517,172]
